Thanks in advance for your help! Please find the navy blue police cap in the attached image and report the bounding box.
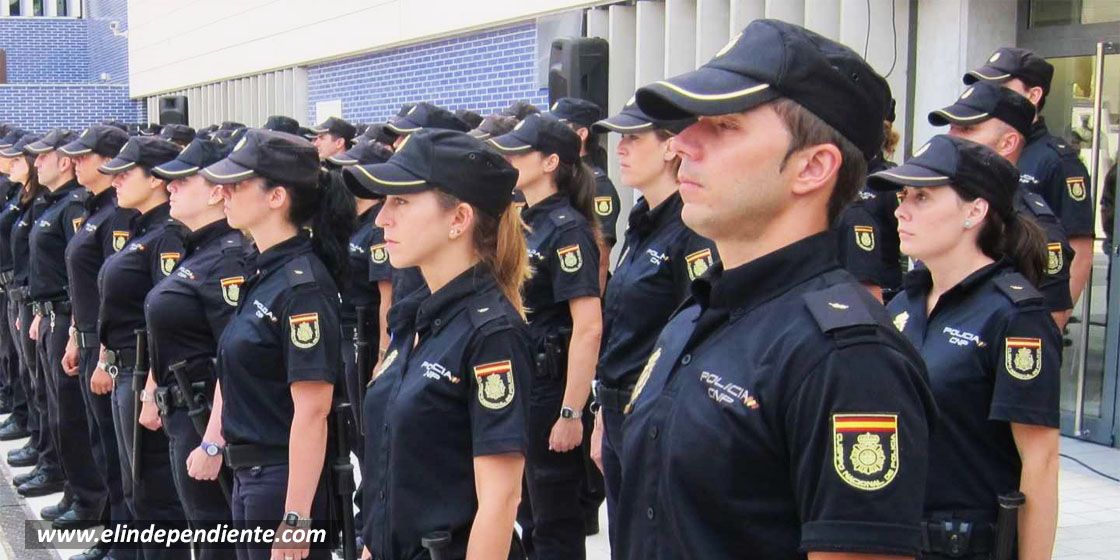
[488,114,581,164]
[98,136,182,175]
[468,114,519,141]
[327,137,393,167]
[137,123,163,136]
[361,123,397,146]
[963,47,1054,94]
[387,102,471,135]
[550,97,602,127]
[159,124,196,145]
[867,134,1018,221]
[455,109,484,130]
[0,134,41,158]
[60,125,130,158]
[220,121,245,131]
[263,115,301,135]
[593,96,694,135]
[25,128,78,155]
[635,19,889,160]
[201,129,319,189]
[311,116,357,142]
[0,128,29,150]
[343,129,517,216]
[501,100,540,120]
[152,138,226,180]
[928,82,1036,139]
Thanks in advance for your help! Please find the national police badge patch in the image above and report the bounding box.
[832,414,899,491]
[594,196,613,217]
[853,225,875,252]
[370,243,388,265]
[473,360,515,410]
[111,231,129,252]
[685,248,713,280]
[1005,337,1042,380]
[220,276,245,307]
[289,313,321,349]
[892,311,909,332]
[1067,177,1087,201]
[1046,243,1063,276]
[159,252,181,276]
[557,244,583,273]
[71,217,84,233]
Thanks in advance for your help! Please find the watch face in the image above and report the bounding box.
[203,443,220,456]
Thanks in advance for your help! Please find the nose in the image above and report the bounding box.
[374,202,392,228]
[670,123,703,163]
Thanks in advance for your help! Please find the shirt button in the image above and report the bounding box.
[382,423,389,433]
[646,507,655,520]
[378,490,385,500]
[649,427,659,439]
[681,354,691,366]
[434,319,442,327]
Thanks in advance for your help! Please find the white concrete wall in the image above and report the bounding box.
[127,0,607,97]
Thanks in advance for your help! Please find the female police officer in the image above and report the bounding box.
[489,114,602,560]
[348,128,531,560]
[871,135,1060,560]
[585,100,713,550]
[193,129,353,560]
[97,135,190,559]
[144,137,240,560]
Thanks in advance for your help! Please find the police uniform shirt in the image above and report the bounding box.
[598,193,715,389]
[521,192,601,337]
[588,159,621,247]
[9,197,39,290]
[342,205,379,325]
[618,231,936,559]
[390,267,426,308]
[1018,118,1094,237]
[29,179,87,302]
[0,187,25,276]
[145,220,245,386]
[64,189,137,332]
[97,202,185,351]
[1015,189,1074,312]
[362,265,531,560]
[887,261,1060,515]
[367,201,391,285]
[217,233,341,448]
[835,195,885,286]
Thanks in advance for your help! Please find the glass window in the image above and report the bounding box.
[32,0,43,17]
[55,0,65,16]
[7,0,18,16]
[1031,0,1120,27]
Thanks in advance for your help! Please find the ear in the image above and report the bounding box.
[968,197,990,225]
[788,143,843,197]
[448,201,475,238]
[541,153,561,174]
[207,184,224,205]
[268,184,289,210]
[1027,86,1045,107]
[660,135,676,162]
[575,127,590,144]
[998,131,1022,158]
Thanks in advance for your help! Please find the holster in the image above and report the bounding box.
[534,327,572,381]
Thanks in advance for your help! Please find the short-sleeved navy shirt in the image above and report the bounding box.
[9,197,39,289]
[1018,118,1094,237]
[598,193,715,388]
[29,179,87,302]
[887,261,1060,516]
[367,201,392,286]
[217,233,341,448]
[521,192,601,341]
[618,232,937,559]
[1016,189,1073,312]
[97,202,186,351]
[835,158,903,293]
[362,265,531,560]
[342,205,379,325]
[588,160,621,246]
[65,188,137,331]
[145,220,245,387]
[0,187,27,275]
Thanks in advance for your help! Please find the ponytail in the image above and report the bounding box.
[266,170,356,288]
[17,155,44,207]
[554,160,602,244]
[976,210,1047,287]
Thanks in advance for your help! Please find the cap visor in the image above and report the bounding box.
[199,158,256,184]
[487,135,533,155]
[592,114,655,134]
[467,130,492,140]
[98,158,137,175]
[344,161,429,197]
[151,159,201,180]
[635,66,779,120]
[867,164,951,191]
[58,142,92,156]
[327,155,359,166]
[0,148,22,157]
[23,142,55,155]
[964,67,1012,84]
[928,105,990,127]
[385,120,421,135]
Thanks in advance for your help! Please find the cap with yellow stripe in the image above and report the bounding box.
[98,136,182,176]
[592,96,694,136]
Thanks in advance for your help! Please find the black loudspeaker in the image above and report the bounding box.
[158,96,188,125]
[548,37,608,113]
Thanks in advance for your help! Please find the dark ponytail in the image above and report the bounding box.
[266,170,356,288]
[976,210,1047,287]
[17,155,44,207]
[554,160,601,241]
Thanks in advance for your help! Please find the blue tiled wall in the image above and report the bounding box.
[0,17,89,83]
[0,85,144,130]
[307,21,549,124]
[85,0,129,84]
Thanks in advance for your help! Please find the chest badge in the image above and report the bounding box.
[289,312,321,349]
[625,347,661,414]
[473,360,515,410]
[594,196,613,217]
[370,243,388,265]
[853,225,875,252]
[1005,337,1043,380]
[1066,177,1087,202]
[557,244,583,273]
[685,248,713,281]
[72,217,85,233]
[832,414,899,491]
[892,311,909,332]
[159,252,181,276]
[1046,243,1063,276]
[220,276,245,307]
[111,231,129,252]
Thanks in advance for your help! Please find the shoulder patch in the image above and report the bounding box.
[804,284,877,334]
[993,273,1043,305]
[285,255,316,287]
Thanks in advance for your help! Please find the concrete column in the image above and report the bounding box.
[805,0,841,40]
[586,6,610,40]
[665,0,697,75]
[20,0,34,17]
[608,4,637,250]
[730,0,765,34]
[765,0,804,25]
[696,0,731,66]
[635,0,667,88]
[45,0,56,17]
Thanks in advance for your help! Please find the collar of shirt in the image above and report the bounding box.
[521,191,569,224]
[184,218,233,255]
[691,230,840,312]
[133,202,173,237]
[902,258,1013,312]
[628,192,683,237]
[44,179,81,203]
[1028,117,1049,144]
[255,232,313,276]
[414,264,494,335]
[84,187,116,213]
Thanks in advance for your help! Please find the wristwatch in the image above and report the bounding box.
[560,406,582,420]
[200,441,222,457]
[283,511,309,528]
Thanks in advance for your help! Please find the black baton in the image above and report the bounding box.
[421,531,451,560]
[332,402,358,560]
[994,491,1025,560]
[169,359,232,503]
[354,305,371,433]
[131,329,148,487]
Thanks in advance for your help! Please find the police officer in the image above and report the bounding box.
[871,135,1060,559]
[550,97,621,253]
[354,129,531,560]
[586,100,713,552]
[0,127,29,426]
[196,129,352,560]
[929,80,1075,328]
[490,114,603,559]
[311,116,358,162]
[965,47,1094,314]
[59,124,138,560]
[0,129,32,447]
[618,20,937,558]
[144,138,241,560]
[97,135,191,559]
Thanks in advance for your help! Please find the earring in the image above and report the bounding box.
[963,219,973,229]
[450,228,460,237]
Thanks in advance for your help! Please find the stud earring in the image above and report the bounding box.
[963,219,973,229]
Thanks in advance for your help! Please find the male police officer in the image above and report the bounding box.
[311,116,357,162]
[619,19,937,559]
[965,47,1093,317]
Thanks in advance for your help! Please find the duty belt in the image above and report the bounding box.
[74,330,98,350]
[103,347,138,378]
[32,300,72,331]
[153,382,208,416]
[594,382,635,413]
[224,444,288,469]
[7,286,28,303]
[920,518,996,557]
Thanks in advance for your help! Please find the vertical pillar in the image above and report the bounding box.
[765,0,805,25]
[729,0,765,34]
[665,0,697,76]
[696,0,731,66]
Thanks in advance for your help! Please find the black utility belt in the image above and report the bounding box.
[153,381,209,416]
[74,329,98,350]
[224,444,288,469]
[32,300,71,316]
[594,382,635,413]
[921,518,996,557]
[102,347,138,378]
